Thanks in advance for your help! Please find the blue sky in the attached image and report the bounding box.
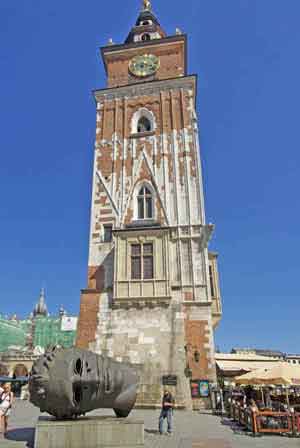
[0,0,299,353]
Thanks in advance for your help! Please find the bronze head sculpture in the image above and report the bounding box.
[29,347,138,420]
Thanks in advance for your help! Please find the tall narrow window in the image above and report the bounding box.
[103,225,113,242]
[137,186,153,219]
[143,243,153,279]
[137,116,152,133]
[131,244,142,279]
[209,265,215,297]
[131,243,154,280]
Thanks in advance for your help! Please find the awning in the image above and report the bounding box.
[236,363,300,386]
[216,360,279,373]
[0,376,29,383]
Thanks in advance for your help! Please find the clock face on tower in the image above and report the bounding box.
[129,54,160,78]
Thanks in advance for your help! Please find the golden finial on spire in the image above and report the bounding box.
[142,0,152,11]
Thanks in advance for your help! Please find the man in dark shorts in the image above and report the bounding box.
[159,389,175,435]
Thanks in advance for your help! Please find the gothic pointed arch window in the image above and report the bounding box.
[137,185,154,219]
[131,108,156,134]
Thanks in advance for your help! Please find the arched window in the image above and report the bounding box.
[137,116,152,133]
[140,20,152,26]
[142,33,151,41]
[137,186,153,219]
[131,108,156,134]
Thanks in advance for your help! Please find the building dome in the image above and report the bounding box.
[33,288,48,317]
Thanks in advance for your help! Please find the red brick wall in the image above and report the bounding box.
[104,41,185,88]
[87,266,105,291]
[184,320,214,381]
[76,290,100,349]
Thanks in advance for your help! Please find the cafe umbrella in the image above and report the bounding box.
[235,363,300,386]
[235,363,300,407]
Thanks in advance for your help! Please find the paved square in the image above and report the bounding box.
[190,441,231,448]
[0,401,299,447]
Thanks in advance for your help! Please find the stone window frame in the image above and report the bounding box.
[137,186,153,219]
[130,242,154,281]
[131,107,156,135]
[133,181,155,221]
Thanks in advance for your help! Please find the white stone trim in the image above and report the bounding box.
[94,76,196,102]
[121,150,169,226]
[96,171,119,217]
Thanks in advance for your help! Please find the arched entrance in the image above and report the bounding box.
[13,364,29,378]
[12,364,29,397]
[0,363,9,377]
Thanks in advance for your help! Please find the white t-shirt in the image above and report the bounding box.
[0,387,12,411]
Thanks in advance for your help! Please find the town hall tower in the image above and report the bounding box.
[77,0,222,409]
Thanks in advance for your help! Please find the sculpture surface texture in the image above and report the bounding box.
[29,347,138,419]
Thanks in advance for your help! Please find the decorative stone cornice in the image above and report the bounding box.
[112,296,171,309]
[183,301,213,307]
[93,75,196,103]
[169,224,215,250]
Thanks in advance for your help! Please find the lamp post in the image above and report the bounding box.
[194,350,200,363]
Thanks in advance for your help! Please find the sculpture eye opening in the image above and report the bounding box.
[73,384,82,405]
[105,369,112,393]
[75,358,83,376]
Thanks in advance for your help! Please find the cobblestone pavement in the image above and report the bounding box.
[1,400,300,447]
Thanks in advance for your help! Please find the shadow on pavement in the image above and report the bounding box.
[179,438,232,448]
[197,411,215,416]
[220,418,251,436]
[5,427,35,448]
[145,428,160,434]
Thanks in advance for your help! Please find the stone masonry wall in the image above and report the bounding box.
[91,292,192,409]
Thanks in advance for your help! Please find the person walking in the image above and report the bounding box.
[158,389,175,435]
[0,383,13,437]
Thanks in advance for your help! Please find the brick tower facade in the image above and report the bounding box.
[77,1,222,409]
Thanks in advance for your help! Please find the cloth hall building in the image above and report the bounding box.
[77,0,222,409]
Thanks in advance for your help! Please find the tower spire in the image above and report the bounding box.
[142,0,152,11]
[125,0,165,44]
[33,287,48,317]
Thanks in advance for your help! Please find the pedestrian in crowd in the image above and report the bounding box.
[249,398,258,413]
[158,388,175,435]
[264,388,272,409]
[0,383,13,437]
